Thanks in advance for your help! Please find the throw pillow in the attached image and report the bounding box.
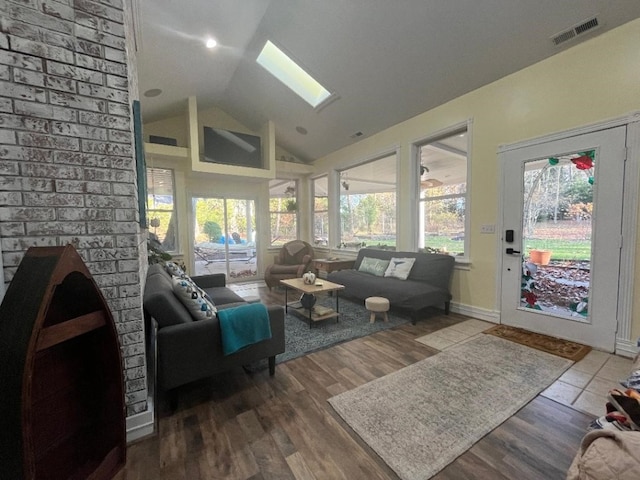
[165,261,184,277]
[358,256,390,277]
[384,257,416,280]
[172,276,217,320]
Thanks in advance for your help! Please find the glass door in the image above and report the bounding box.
[192,196,257,281]
[500,126,626,351]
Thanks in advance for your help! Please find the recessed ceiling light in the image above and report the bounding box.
[206,38,218,49]
[144,88,162,98]
[296,126,308,135]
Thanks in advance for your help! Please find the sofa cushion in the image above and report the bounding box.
[172,277,217,320]
[164,261,185,277]
[204,286,246,305]
[144,269,194,328]
[358,256,389,276]
[384,257,416,280]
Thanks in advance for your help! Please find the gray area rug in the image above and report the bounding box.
[277,296,410,363]
[328,334,573,480]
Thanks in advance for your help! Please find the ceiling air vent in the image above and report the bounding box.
[350,131,364,139]
[551,16,600,46]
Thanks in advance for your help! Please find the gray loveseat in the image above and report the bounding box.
[143,264,285,403]
[327,248,455,323]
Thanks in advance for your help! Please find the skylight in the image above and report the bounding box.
[257,40,332,108]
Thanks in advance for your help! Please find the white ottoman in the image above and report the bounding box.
[365,296,390,323]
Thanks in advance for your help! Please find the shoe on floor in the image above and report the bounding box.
[588,414,632,432]
[607,389,640,431]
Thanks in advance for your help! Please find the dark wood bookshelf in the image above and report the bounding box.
[0,245,126,480]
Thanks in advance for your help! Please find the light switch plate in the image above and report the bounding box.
[480,224,496,234]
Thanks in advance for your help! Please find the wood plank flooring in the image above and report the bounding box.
[116,285,593,480]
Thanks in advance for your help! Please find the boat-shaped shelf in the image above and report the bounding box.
[0,245,126,479]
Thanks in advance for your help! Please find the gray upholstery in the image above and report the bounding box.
[328,248,455,323]
[143,264,285,392]
[264,240,314,288]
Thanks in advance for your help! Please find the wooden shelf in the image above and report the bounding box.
[36,310,108,351]
[289,304,339,322]
[0,245,126,480]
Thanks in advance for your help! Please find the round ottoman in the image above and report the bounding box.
[365,296,390,323]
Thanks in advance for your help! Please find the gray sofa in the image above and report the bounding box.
[327,248,455,323]
[143,264,285,401]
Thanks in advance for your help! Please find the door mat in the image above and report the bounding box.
[484,324,591,362]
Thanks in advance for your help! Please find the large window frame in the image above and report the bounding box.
[338,153,398,252]
[312,176,329,248]
[146,167,178,253]
[269,178,299,246]
[414,122,471,260]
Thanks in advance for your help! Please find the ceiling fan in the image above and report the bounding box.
[421,178,444,188]
[420,164,443,188]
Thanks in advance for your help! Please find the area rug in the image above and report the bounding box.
[328,335,572,480]
[243,297,410,370]
[277,296,410,363]
[484,324,591,362]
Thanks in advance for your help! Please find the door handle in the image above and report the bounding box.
[506,248,521,255]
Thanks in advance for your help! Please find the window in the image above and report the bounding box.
[256,40,333,108]
[339,154,397,251]
[269,179,298,246]
[417,127,469,257]
[147,167,178,252]
[313,176,329,247]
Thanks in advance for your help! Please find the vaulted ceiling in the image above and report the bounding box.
[136,1,640,163]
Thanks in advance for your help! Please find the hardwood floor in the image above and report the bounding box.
[116,285,593,480]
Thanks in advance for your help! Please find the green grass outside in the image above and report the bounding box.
[425,237,591,260]
[524,239,591,261]
[358,236,591,261]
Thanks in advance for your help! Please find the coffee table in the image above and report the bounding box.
[280,278,345,327]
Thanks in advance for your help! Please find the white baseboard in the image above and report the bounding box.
[615,338,640,358]
[450,301,500,323]
[126,404,155,443]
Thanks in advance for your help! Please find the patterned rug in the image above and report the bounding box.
[328,335,572,480]
[484,324,591,362]
[278,296,410,363]
[246,296,410,370]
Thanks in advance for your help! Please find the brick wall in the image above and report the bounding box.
[0,0,147,416]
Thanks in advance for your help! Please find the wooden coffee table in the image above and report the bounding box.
[280,278,345,327]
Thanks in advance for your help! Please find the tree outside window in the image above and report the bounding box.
[313,176,329,247]
[269,179,298,246]
[418,128,468,256]
[339,154,397,251]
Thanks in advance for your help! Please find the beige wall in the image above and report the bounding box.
[143,20,640,343]
[312,19,640,339]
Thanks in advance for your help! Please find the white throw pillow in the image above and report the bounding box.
[384,257,416,280]
[172,276,217,320]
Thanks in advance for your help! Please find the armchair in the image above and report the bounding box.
[264,240,314,289]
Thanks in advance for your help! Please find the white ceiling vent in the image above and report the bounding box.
[551,16,600,46]
[350,131,364,139]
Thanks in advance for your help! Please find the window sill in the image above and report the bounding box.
[454,257,471,270]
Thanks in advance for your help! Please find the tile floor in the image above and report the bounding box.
[415,319,635,419]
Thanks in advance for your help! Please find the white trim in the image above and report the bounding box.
[617,120,640,346]
[450,301,500,323]
[496,112,640,351]
[412,119,473,257]
[126,405,154,443]
[615,339,640,359]
[498,111,640,153]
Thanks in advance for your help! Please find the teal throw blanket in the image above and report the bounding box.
[217,303,272,356]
